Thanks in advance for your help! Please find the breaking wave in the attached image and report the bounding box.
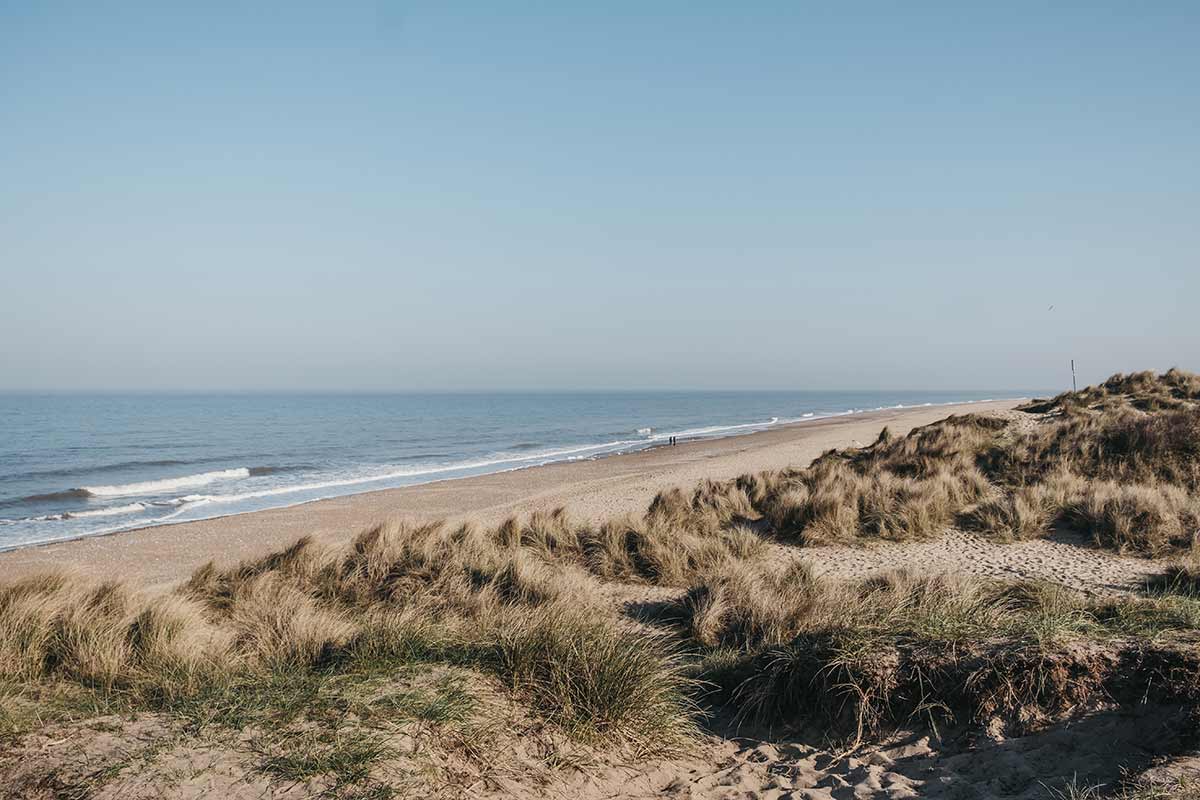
[81,468,251,498]
[34,503,147,521]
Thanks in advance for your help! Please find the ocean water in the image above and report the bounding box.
[0,390,1017,550]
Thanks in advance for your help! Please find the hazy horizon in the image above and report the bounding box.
[3,4,1197,392]
[0,386,1051,395]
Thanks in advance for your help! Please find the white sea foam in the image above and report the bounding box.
[659,417,780,440]
[82,468,250,498]
[163,441,648,508]
[32,503,147,522]
[68,503,146,519]
[9,502,197,547]
[636,427,652,435]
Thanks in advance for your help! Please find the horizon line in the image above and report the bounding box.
[0,387,1049,395]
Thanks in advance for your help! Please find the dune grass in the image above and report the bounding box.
[1019,368,1200,414]
[5,509,1199,762]
[3,369,1200,796]
[636,369,1200,556]
[0,520,697,761]
[0,523,702,796]
[680,561,1200,741]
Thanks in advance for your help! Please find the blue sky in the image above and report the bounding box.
[1,2,1197,391]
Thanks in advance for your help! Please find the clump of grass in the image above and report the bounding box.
[183,520,596,619]
[680,563,1200,736]
[252,727,396,799]
[685,565,1082,653]
[991,405,1200,491]
[479,605,696,752]
[578,514,766,584]
[699,415,1002,546]
[180,519,698,751]
[1142,559,1200,596]
[227,573,358,669]
[960,488,1055,540]
[0,573,233,695]
[370,673,475,726]
[1062,481,1200,555]
[1020,368,1200,416]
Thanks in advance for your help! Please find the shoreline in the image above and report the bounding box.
[0,398,1018,555]
[0,399,1023,589]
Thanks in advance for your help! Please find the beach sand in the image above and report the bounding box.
[0,397,1186,800]
[0,399,1156,594]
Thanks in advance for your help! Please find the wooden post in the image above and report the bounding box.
[1071,359,1077,392]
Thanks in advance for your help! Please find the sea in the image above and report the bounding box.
[0,390,1022,550]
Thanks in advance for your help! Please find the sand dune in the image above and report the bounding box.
[0,400,1028,589]
[3,392,1197,799]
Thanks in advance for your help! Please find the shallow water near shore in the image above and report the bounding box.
[0,390,1020,549]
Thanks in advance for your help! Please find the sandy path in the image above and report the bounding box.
[790,528,1156,595]
[0,400,1022,589]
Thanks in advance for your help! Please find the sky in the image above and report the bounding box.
[1,2,1197,392]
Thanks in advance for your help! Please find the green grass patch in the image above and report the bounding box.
[253,727,396,799]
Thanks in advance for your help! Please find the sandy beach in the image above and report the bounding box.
[4,379,1197,800]
[7,7,1196,796]
[0,399,1031,589]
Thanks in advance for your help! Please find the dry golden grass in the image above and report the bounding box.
[0,517,699,762]
[960,484,1058,540]
[1020,368,1200,414]
[641,371,1200,556]
[10,506,1197,762]
[681,560,1200,737]
[0,574,232,692]
[643,413,1007,549]
[1061,480,1200,555]
[992,404,1200,490]
[2,369,1200,796]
